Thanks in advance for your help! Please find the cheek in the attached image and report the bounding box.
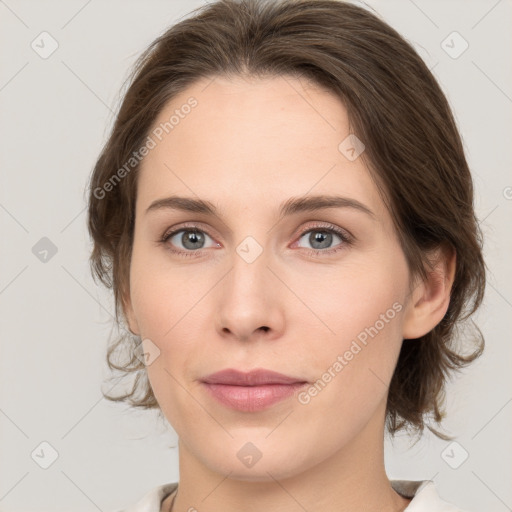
[296,256,406,345]
[128,251,213,404]
[288,271,406,449]
[129,242,202,338]
[326,278,404,351]
[291,256,408,402]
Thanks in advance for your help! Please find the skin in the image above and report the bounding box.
[124,74,456,512]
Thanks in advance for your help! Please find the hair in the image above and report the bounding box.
[87,0,486,441]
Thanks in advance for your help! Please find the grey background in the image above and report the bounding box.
[0,0,511,511]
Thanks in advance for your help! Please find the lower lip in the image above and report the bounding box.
[202,382,307,412]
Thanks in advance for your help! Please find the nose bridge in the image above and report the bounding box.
[235,233,266,267]
[214,230,284,340]
[217,197,281,295]
[228,232,271,298]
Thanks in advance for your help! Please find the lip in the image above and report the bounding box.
[202,368,306,386]
[201,368,308,412]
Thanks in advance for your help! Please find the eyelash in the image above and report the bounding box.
[159,222,353,259]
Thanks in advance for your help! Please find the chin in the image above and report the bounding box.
[211,460,304,483]
[199,441,315,483]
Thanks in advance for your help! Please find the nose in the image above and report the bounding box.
[214,243,285,343]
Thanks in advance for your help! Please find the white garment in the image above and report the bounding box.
[114,479,468,512]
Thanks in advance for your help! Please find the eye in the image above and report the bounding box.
[160,225,219,257]
[294,224,352,255]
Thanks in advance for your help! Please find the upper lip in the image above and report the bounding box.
[201,368,307,386]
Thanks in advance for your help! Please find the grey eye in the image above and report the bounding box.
[170,230,214,251]
[297,230,342,250]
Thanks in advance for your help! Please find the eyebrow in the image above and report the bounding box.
[145,194,376,220]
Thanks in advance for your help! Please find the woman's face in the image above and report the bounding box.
[125,75,418,480]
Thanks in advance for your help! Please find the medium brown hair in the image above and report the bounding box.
[87,0,486,440]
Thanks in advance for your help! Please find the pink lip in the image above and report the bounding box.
[201,369,308,412]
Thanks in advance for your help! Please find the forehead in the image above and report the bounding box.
[136,74,385,220]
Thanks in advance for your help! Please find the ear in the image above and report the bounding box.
[402,244,456,340]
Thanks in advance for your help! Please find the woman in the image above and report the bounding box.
[87,0,486,510]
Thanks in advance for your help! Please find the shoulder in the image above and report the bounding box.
[391,479,471,511]
[110,482,178,512]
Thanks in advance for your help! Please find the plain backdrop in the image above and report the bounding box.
[0,1,511,511]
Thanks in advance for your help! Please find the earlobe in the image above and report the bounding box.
[402,244,456,340]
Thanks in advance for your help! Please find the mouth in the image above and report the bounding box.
[200,368,308,412]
